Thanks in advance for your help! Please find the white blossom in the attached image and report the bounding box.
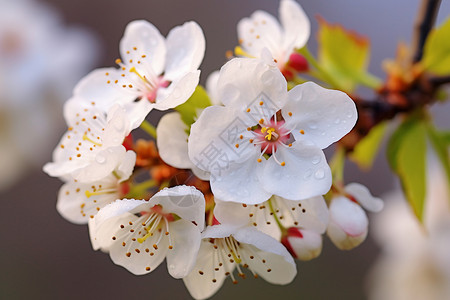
[183,223,296,300]
[92,185,205,278]
[189,57,357,204]
[74,20,205,126]
[43,100,132,182]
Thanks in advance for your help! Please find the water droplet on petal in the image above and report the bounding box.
[334,118,341,124]
[314,169,325,179]
[95,154,106,164]
[311,156,321,165]
[308,123,317,130]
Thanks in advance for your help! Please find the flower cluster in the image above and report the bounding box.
[44,1,383,299]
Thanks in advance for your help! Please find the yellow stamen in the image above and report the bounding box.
[85,189,115,198]
[129,67,149,84]
[234,46,255,58]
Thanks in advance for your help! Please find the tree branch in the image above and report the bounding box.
[412,0,442,63]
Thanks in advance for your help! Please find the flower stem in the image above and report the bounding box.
[330,146,346,184]
[140,120,157,139]
[267,197,286,233]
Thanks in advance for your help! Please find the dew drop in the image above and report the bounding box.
[314,169,325,179]
[311,156,321,165]
[95,155,106,164]
[308,123,317,130]
[334,118,341,124]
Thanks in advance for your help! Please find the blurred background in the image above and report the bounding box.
[1,0,449,299]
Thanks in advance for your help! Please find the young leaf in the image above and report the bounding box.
[427,124,450,190]
[387,116,427,221]
[316,16,381,93]
[350,121,388,170]
[174,85,212,128]
[422,17,450,75]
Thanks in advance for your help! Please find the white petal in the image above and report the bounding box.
[213,199,251,227]
[93,211,137,252]
[346,182,384,212]
[205,70,221,106]
[72,146,129,183]
[164,21,205,81]
[210,156,272,205]
[151,185,206,231]
[121,98,153,130]
[201,223,240,239]
[153,70,200,111]
[110,225,169,275]
[56,176,119,224]
[156,112,192,169]
[73,68,136,112]
[88,218,101,251]
[166,219,202,278]
[216,57,287,110]
[327,196,368,250]
[188,105,255,168]
[279,0,310,52]
[237,10,283,58]
[120,20,166,76]
[287,229,322,261]
[116,150,136,182]
[275,195,329,233]
[283,82,357,149]
[233,227,296,284]
[183,239,231,300]
[327,221,367,251]
[260,142,332,200]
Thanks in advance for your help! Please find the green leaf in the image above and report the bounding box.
[350,121,388,170]
[316,16,382,93]
[427,124,450,189]
[387,116,427,221]
[174,85,212,128]
[422,17,450,75]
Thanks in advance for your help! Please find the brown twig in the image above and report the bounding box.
[412,0,442,63]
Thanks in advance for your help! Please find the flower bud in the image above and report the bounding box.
[287,53,308,72]
[281,227,322,261]
[327,196,368,250]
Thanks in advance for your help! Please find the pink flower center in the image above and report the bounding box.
[253,119,290,155]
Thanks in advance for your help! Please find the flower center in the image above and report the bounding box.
[244,105,293,166]
[108,53,170,104]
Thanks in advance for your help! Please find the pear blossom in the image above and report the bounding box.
[156,112,209,180]
[327,183,383,250]
[74,20,205,124]
[56,150,136,224]
[183,223,297,300]
[236,0,310,77]
[92,185,205,278]
[189,57,357,204]
[43,100,133,182]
